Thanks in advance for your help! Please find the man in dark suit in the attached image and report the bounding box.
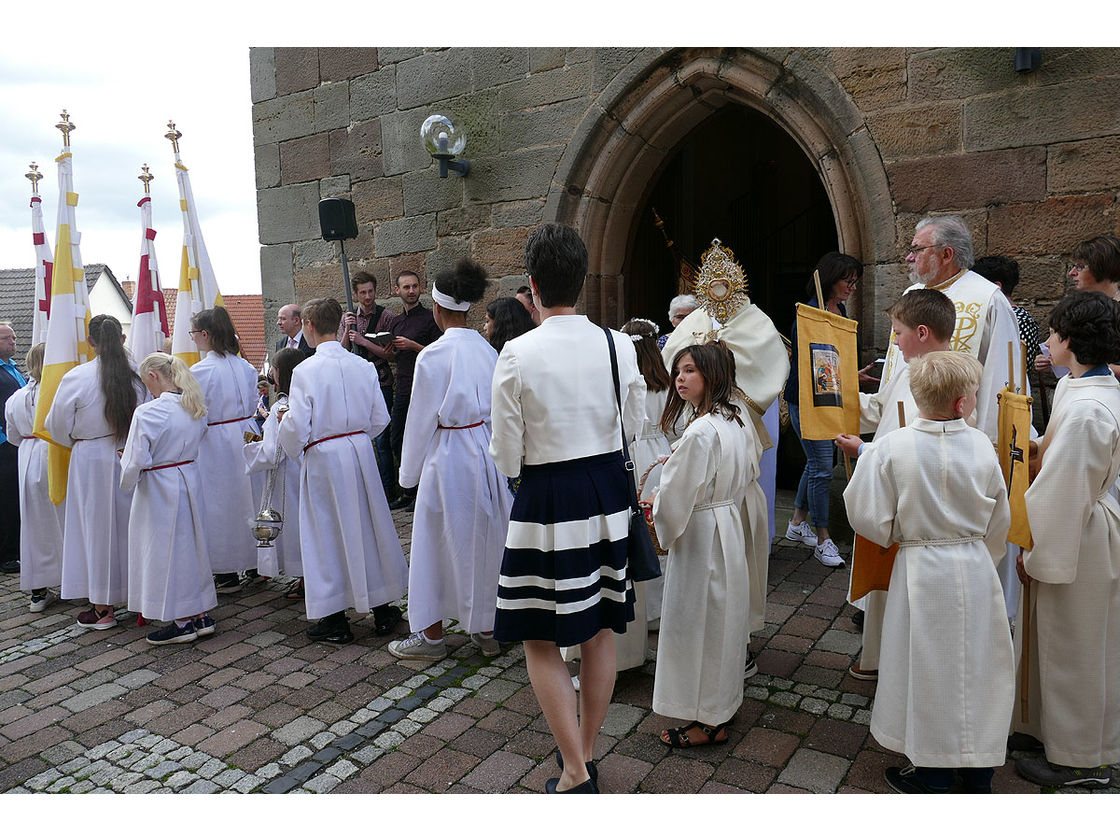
[275,304,314,356]
[0,322,26,574]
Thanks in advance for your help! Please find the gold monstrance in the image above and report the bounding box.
[693,238,750,325]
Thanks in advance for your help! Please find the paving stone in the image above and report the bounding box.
[777,747,852,793]
[272,715,327,746]
[182,779,222,793]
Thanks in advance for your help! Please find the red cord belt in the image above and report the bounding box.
[437,421,484,430]
[142,459,194,473]
[207,414,252,427]
[304,430,364,452]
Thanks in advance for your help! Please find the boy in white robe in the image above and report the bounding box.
[1013,290,1120,788]
[277,298,408,644]
[843,351,1014,793]
[835,288,956,681]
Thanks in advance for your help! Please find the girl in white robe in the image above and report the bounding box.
[843,351,1013,793]
[45,315,146,630]
[277,298,408,643]
[1014,291,1120,787]
[121,353,217,644]
[650,342,757,747]
[189,306,260,589]
[4,343,65,611]
[244,348,306,588]
[388,260,512,661]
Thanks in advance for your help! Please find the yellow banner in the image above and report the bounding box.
[850,535,899,601]
[997,387,1034,549]
[796,303,859,440]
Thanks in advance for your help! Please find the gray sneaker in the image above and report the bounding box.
[388,631,447,662]
[1016,756,1112,788]
[471,632,501,657]
[785,520,818,547]
[30,589,56,613]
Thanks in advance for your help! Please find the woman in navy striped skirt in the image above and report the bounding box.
[490,224,647,793]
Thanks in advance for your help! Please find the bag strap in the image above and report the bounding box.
[603,328,641,513]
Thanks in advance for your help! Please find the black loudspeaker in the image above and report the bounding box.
[318,197,358,241]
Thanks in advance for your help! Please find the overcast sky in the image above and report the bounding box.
[0,3,1094,307]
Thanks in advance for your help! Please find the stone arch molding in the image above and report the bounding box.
[548,48,893,326]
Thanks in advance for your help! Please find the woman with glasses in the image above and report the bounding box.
[782,252,863,568]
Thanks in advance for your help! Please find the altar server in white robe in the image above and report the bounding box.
[651,342,759,749]
[189,306,260,592]
[835,288,956,681]
[46,315,146,631]
[244,348,306,585]
[121,353,217,645]
[844,351,1013,794]
[1013,291,1120,789]
[388,259,511,662]
[662,250,788,636]
[4,343,65,613]
[278,297,408,645]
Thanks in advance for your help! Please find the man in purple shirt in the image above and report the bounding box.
[386,270,441,511]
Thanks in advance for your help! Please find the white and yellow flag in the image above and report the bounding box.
[33,122,91,504]
[28,166,55,346]
[167,124,222,366]
[125,190,169,361]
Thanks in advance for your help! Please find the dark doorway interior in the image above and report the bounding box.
[623,104,840,489]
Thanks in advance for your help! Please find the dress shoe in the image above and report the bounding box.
[372,604,402,636]
[388,496,410,511]
[307,613,354,644]
[545,776,598,794]
[555,750,598,783]
[1,558,19,574]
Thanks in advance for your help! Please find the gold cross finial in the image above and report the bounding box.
[165,120,182,154]
[25,162,43,195]
[56,110,75,146]
[138,163,154,193]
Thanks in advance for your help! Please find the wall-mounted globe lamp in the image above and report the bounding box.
[421,114,470,178]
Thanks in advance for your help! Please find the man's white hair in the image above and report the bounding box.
[915,215,974,271]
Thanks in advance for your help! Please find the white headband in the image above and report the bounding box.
[431,287,470,312]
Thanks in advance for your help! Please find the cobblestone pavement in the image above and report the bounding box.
[1,493,1116,795]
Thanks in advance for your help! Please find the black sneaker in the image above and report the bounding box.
[1016,756,1112,788]
[885,765,950,794]
[1,558,19,574]
[193,615,216,637]
[388,496,410,511]
[372,604,402,636]
[744,653,758,679]
[147,621,198,646]
[214,573,242,594]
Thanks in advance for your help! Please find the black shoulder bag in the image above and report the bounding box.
[604,327,662,582]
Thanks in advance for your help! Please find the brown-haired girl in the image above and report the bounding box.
[649,342,764,747]
[46,314,146,629]
[121,353,216,644]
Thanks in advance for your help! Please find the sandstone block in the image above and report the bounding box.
[989,195,1118,254]
[437,205,491,237]
[965,77,1120,152]
[1048,137,1120,194]
[397,49,473,110]
[887,147,1046,213]
[254,143,280,190]
[473,226,536,277]
[380,107,439,176]
[491,199,545,229]
[257,183,322,244]
[350,66,397,122]
[464,146,564,204]
[1014,256,1070,304]
[293,238,335,272]
[424,235,472,280]
[275,48,319,97]
[319,48,378,83]
[387,254,428,283]
[591,48,645,94]
[329,119,383,182]
[470,48,528,89]
[908,48,1020,102]
[865,102,962,160]
[352,178,404,224]
[249,48,276,105]
[375,214,437,257]
[403,170,464,216]
[280,133,330,185]
[378,48,424,65]
[818,47,907,112]
[252,83,350,145]
[498,62,592,111]
[319,175,350,199]
[529,48,566,74]
[259,244,294,308]
[500,98,589,151]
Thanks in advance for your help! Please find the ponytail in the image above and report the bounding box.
[139,352,207,419]
[89,314,140,441]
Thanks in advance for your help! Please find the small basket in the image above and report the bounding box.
[638,462,668,555]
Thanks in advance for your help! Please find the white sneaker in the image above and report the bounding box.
[785,520,819,547]
[29,590,56,613]
[813,538,845,567]
[388,631,447,662]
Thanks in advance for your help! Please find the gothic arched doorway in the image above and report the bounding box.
[624,104,839,335]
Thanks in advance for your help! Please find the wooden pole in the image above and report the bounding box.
[1007,341,1015,394]
[1020,341,1028,394]
[1020,577,1032,724]
[896,400,906,428]
[813,270,825,310]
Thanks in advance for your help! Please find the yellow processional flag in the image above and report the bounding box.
[795,302,859,440]
[997,385,1034,549]
[32,119,91,505]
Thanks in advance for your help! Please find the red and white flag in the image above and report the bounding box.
[125,192,169,361]
[28,174,55,346]
[167,125,222,366]
[33,116,91,504]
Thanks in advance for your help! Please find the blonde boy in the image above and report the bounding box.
[843,351,1014,793]
[836,288,956,680]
